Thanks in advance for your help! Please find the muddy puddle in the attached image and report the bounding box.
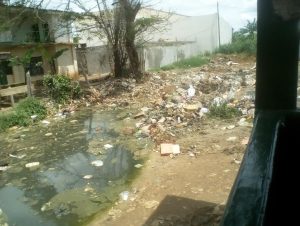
[0,108,152,226]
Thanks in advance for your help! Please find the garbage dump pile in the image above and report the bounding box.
[85,56,256,146]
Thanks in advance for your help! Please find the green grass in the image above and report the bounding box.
[0,97,47,132]
[159,55,210,71]
[216,38,256,55]
[208,103,242,119]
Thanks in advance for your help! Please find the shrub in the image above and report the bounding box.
[217,37,256,55]
[43,74,82,103]
[0,97,47,131]
[209,103,241,119]
[216,19,257,55]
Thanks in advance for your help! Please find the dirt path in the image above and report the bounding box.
[87,55,255,226]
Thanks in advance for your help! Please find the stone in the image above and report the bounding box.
[83,175,93,179]
[134,112,145,119]
[141,125,151,136]
[158,117,166,123]
[45,133,53,136]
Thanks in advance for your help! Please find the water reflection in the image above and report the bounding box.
[0,186,55,226]
[0,109,143,226]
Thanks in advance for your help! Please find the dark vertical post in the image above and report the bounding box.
[26,72,32,97]
[255,0,299,111]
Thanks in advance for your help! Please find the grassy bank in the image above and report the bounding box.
[0,97,47,132]
[152,54,210,71]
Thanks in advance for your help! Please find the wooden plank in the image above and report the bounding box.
[0,85,35,97]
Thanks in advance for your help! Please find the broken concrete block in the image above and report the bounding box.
[160,143,180,156]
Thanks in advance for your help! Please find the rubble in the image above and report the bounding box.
[160,143,180,156]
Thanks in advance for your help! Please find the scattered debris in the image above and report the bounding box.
[226,137,238,142]
[83,175,93,179]
[45,133,53,136]
[25,162,40,168]
[144,200,159,209]
[9,154,26,159]
[41,120,50,125]
[103,144,113,150]
[119,191,130,201]
[0,166,10,171]
[160,143,180,156]
[134,164,143,169]
[187,84,196,98]
[91,160,104,167]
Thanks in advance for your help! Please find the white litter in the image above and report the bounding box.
[103,144,113,150]
[25,162,40,168]
[0,166,10,171]
[9,154,26,159]
[91,160,104,167]
[187,85,196,98]
[119,191,129,201]
[134,164,143,169]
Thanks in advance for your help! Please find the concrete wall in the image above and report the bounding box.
[76,46,111,76]
[56,45,79,80]
[143,42,196,69]
[75,11,233,75]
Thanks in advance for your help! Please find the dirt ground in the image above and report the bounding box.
[86,54,256,226]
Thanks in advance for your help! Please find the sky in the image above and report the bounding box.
[152,0,257,30]
[44,0,256,31]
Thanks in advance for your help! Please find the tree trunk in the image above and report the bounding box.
[121,0,142,79]
[113,47,123,78]
[126,40,141,79]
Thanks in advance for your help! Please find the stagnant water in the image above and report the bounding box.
[0,108,151,226]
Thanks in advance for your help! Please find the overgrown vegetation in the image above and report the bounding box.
[43,74,82,104]
[159,55,209,71]
[208,103,241,119]
[217,19,257,55]
[0,97,47,131]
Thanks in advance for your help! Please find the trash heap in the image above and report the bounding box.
[85,56,256,156]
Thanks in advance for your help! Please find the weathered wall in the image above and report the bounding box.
[76,46,111,76]
[75,12,232,75]
[143,42,196,69]
[56,45,79,80]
